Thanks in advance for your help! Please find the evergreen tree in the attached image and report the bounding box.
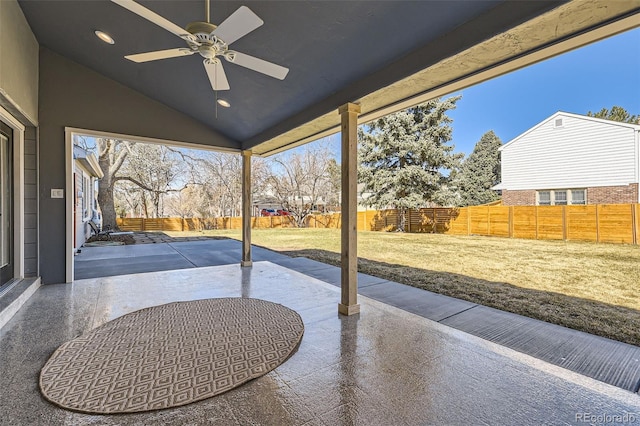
[455,130,502,206]
[358,96,462,231]
[587,106,638,124]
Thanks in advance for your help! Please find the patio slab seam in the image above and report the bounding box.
[434,304,480,323]
[166,242,200,268]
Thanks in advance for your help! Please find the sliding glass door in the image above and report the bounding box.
[0,121,13,287]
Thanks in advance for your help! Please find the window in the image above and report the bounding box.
[571,189,586,205]
[536,189,586,205]
[554,191,567,205]
[538,191,551,205]
[83,175,91,219]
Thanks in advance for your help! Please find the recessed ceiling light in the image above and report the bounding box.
[217,99,231,108]
[95,30,115,45]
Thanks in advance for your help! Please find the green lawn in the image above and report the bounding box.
[167,228,640,345]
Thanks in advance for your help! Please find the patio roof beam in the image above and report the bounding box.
[241,150,252,267]
[338,102,361,316]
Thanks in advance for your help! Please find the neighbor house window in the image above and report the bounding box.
[538,191,551,205]
[536,189,586,205]
[554,191,567,205]
[571,189,586,205]
[83,175,91,219]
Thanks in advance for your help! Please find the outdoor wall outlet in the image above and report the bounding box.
[51,189,64,198]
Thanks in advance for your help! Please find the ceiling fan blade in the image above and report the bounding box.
[111,0,197,43]
[204,60,230,91]
[125,48,195,63]
[229,52,289,80]
[213,6,263,45]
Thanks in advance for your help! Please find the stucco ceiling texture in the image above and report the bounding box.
[17,1,640,154]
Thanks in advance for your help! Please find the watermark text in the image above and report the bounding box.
[575,412,638,424]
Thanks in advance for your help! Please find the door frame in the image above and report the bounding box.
[0,104,25,282]
[64,127,237,283]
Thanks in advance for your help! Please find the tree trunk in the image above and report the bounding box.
[96,139,129,231]
[142,195,149,218]
[98,179,118,231]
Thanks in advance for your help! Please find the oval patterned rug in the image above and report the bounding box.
[39,298,304,414]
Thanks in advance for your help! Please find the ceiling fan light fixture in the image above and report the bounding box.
[95,30,115,44]
[217,99,231,108]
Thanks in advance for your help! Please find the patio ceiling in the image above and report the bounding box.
[18,1,640,155]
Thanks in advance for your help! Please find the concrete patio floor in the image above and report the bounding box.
[3,261,640,425]
[73,239,640,395]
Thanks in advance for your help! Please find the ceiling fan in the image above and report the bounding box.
[111,0,289,91]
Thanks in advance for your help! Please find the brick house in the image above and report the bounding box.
[495,112,640,206]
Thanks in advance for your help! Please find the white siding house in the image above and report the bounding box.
[496,112,640,206]
[73,146,103,250]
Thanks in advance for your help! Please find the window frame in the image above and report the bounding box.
[537,191,551,205]
[536,189,586,206]
[82,174,91,220]
[570,189,586,205]
[554,190,568,205]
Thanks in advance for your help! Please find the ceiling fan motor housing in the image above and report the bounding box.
[186,21,234,61]
[186,21,218,43]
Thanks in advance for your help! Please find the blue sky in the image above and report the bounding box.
[303,26,640,159]
[447,27,640,154]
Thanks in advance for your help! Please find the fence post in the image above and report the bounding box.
[487,206,491,236]
[534,207,538,240]
[595,205,600,243]
[634,204,639,245]
[466,207,470,236]
[509,206,514,238]
[562,206,568,241]
[634,204,640,245]
[630,204,636,245]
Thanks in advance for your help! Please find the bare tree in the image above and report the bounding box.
[267,142,338,227]
[116,144,190,218]
[90,137,330,228]
[165,185,200,218]
[189,152,269,218]
[94,140,199,228]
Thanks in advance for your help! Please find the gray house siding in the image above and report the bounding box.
[24,126,37,277]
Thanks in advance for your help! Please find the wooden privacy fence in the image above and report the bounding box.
[117,203,640,245]
[117,215,297,232]
[357,204,640,244]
